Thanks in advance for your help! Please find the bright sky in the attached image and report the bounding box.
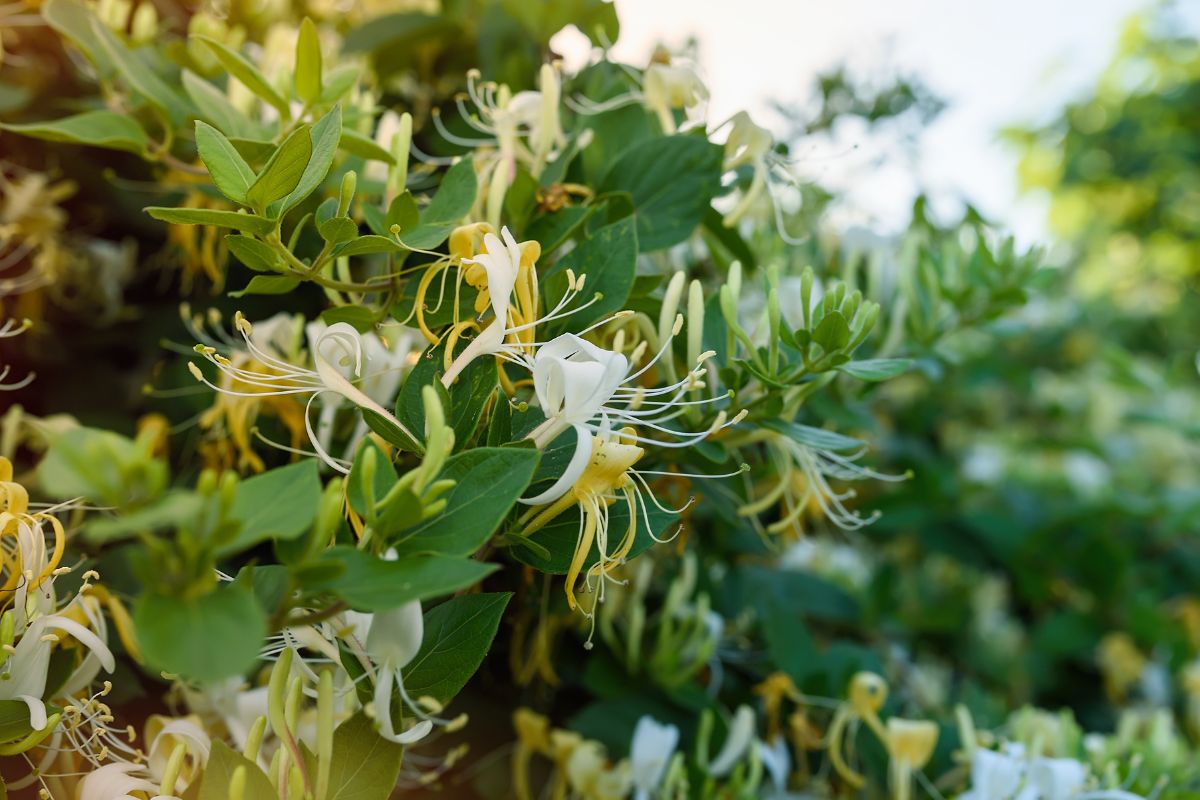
[555,0,1196,245]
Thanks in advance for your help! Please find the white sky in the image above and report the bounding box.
[555,0,1198,245]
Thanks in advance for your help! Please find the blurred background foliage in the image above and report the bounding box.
[2,0,1199,795]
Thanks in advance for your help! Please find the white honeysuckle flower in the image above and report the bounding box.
[0,317,34,390]
[518,328,742,507]
[427,66,569,226]
[189,315,418,474]
[433,65,566,174]
[145,716,213,794]
[642,63,709,132]
[353,601,437,745]
[630,715,679,800]
[77,762,160,800]
[961,747,1035,800]
[707,704,757,777]
[441,226,594,387]
[304,319,421,460]
[1028,758,1089,800]
[739,429,907,533]
[758,736,792,797]
[567,59,709,135]
[0,613,115,730]
[715,111,807,244]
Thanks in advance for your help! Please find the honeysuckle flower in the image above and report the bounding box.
[828,672,890,789]
[305,319,421,461]
[0,317,33,390]
[429,66,569,226]
[183,309,308,472]
[738,428,906,533]
[0,613,115,730]
[886,718,939,800]
[630,716,679,800]
[960,746,1034,800]
[564,739,632,800]
[642,62,709,133]
[520,327,742,507]
[77,762,161,800]
[715,111,807,244]
[1028,757,1089,800]
[706,704,757,777]
[758,736,792,797]
[144,715,212,794]
[568,59,709,135]
[340,601,468,746]
[440,226,542,386]
[189,314,418,473]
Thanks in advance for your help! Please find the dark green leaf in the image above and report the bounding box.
[392,447,539,556]
[401,593,510,704]
[228,275,301,297]
[221,460,321,555]
[599,135,723,251]
[313,547,497,609]
[135,582,266,681]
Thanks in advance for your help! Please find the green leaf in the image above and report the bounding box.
[836,358,914,381]
[319,216,359,244]
[811,310,850,352]
[38,427,166,507]
[360,408,423,454]
[195,121,257,203]
[0,111,147,155]
[346,439,396,517]
[386,193,418,231]
[196,36,290,114]
[182,71,263,140]
[135,582,266,682]
[319,65,362,106]
[342,12,452,54]
[84,491,203,544]
[42,0,115,78]
[322,305,378,333]
[333,235,404,257]
[220,460,321,555]
[295,17,323,105]
[144,206,275,235]
[228,275,301,297]
[0,699,57,743]
[399,159,476,249]
[525,205,593,254]
[761,419,865,452]
[426,349,497,447]
[392,447,539,556]
[229,137,277,163]
[246,125,313,210]
[339,128,397,166]
[277,106,343,214]
[313,547,497,610]
[401,593,511,705]
[599,134,723,251]
[197,740,275,800]
[225,235,282,272]
[90,18,190,126]
[324,713,403,800]
[544,217,637,329]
